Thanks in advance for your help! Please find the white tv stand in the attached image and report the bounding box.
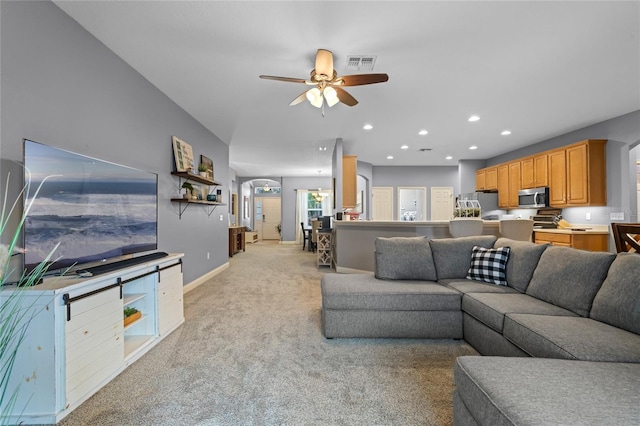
[0,253,184,425]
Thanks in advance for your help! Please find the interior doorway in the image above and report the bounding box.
[254,197,281,240]
[431,187,454,221]
[372,187,393,220]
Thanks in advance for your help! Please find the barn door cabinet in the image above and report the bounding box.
[0,254,184,425]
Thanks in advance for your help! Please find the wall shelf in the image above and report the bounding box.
[170,171,225,218]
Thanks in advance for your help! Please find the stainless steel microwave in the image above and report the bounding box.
[518,187,550,208]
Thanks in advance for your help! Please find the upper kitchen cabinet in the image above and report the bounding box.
[521,154,548,189]
[475,166,498,192]
[565,140,607,206]
[548,139,607,207]
[342,155,357,209]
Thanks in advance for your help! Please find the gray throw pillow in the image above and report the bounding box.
[494,237,549,293]
[526,246,616,317]
[590,253,640,335]
[374,236,437,281]
[429,235,497,279]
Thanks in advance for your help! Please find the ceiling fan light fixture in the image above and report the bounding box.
[324,86,339,107]
[306,88,323,108]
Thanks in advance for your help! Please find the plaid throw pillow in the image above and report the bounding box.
[466,246,511,285]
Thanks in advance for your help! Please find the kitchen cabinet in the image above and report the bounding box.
[534,231,608,252]
[497,164,509,208]
[548,149,567,206]
[508,162,521,208]
[521,154,548,189]
[521,157,534,189]
[477,139,605,209]
[475,169,486,191]
[565,140,607,206]
[534,154,548,187]
[342,155,357,209]
[548,140,607,207]
[476,167,497,191]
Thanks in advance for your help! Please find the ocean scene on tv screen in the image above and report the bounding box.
[24,140,158,271]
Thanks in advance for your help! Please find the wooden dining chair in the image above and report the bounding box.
[611,223,640,253]
[300,222,310,251]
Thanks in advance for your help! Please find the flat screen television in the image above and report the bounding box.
[23,139,158,273]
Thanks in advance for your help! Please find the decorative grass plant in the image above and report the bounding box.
[0,172,59,424]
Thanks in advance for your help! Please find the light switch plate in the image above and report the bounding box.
[220,214,224,221]
[610,212,624,221]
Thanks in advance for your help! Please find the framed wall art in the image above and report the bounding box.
[172,136,194,173]
[200,155,214,180]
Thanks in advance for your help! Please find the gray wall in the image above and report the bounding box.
[372,165,459,220]
[488,110,640,224]
[1,1,230,285]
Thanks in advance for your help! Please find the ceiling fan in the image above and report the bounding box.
[259,49,389,108]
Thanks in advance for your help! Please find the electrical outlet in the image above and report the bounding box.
[219,214,224,221]
[586,212,591,221]
[610,212,625,221]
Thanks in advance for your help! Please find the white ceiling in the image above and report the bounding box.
[53,1,640,178]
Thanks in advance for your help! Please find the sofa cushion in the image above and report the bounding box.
[504,313,640,363]
[454,356,640,426]
[321,273,460,311]
[462,293,577,333]
[466,245,510,285]
[429,235,497,279]
[590,253,640,335]
[525,246,615,317]
[374,236,437,281]
[439,278,519,295]
[494,237,548,293]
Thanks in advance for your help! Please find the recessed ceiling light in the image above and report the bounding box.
[387,155,394,160]
[418,129,428,136]
[445,156,453,160]
[401,145,409,150]
[363,123,373,130]
[317,146,327,151]
[501,130,511,136]
[468,115,480,122]
[469,145,478,150]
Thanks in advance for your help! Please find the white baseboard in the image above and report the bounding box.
[183,262,229,294]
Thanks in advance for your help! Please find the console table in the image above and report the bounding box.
[0,254,184,425]
[229,226,246,257]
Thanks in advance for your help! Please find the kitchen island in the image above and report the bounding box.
[332,220,500,273]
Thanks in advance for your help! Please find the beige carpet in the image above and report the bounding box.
[60,242,477,426]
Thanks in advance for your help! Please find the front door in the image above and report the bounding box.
[255,197,281,240]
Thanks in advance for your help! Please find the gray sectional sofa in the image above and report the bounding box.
[320,235,640,425]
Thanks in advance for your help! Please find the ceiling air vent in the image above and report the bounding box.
[345,55,377,72]
[419,148,432,152]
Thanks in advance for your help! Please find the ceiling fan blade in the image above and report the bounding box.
[259,75,308,84]
[315,49,334,78]
[289,91,308,106]
[339,73,389,86]
[334,87,358,107]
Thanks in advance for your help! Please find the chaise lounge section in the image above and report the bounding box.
[320,235,640,424]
